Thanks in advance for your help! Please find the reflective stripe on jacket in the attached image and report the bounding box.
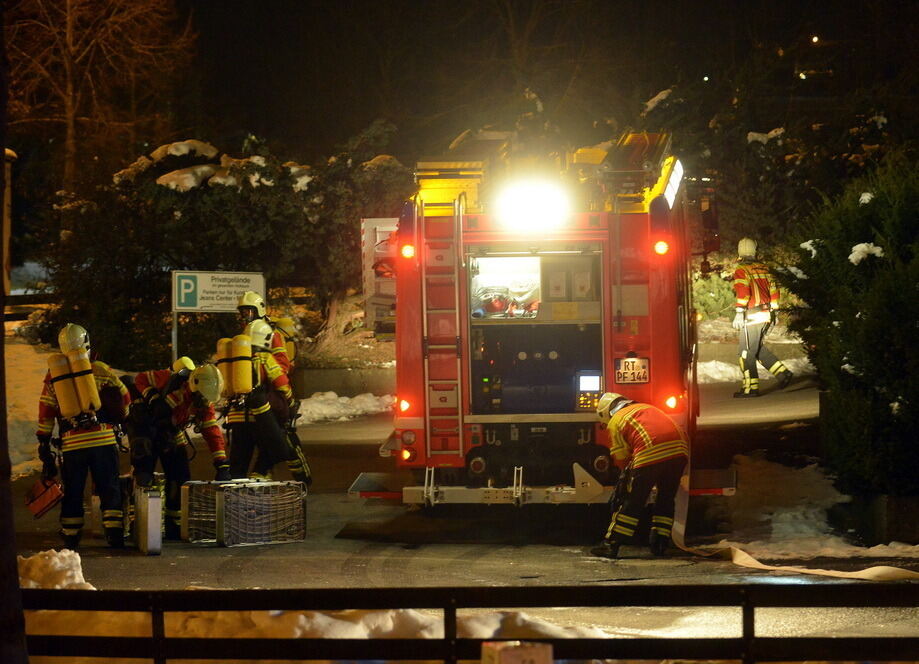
[733,262,779,310]
[606,403,689,469]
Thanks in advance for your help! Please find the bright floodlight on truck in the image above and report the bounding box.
[494,179,571,231]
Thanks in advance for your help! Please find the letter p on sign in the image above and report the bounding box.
[177,275,197,308]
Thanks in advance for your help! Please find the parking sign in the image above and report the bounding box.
[171,271,265,312]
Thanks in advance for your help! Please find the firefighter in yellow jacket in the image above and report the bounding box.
[590,392,688,559]
[732,237,794,397]
[226,319,311,483]
[36,324,130,550]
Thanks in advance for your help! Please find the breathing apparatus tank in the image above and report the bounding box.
[66,348,102,413]
[230,334,253,395]
[47,353,83,418]
[215,337,234,397]
[274,317,298,363]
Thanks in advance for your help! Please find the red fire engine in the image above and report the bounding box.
[357,131,720,506]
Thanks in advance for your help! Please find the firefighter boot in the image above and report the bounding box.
[214,462,232,482]
[649,530,670,557]
[105,527,125,549]
[60,530,82,551]
[776,370,794,390]
[589,540,621,559]
[733,376,760,398]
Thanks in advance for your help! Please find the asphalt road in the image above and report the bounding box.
[15,375,919,639]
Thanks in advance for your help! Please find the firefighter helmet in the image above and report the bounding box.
[172,356,195,376]
[237,291,267,320]
[58,323,90,353]
[245,319,274,351]
[189,364,223,404]
[738,237,757,259]
[597,392,631,424]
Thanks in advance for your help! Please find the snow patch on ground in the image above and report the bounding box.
[704,453,919,560]
[297,391,394,423]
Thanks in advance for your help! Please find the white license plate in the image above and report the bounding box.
[615,357,649,383]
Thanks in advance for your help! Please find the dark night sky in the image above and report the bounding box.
[182,0,916,163]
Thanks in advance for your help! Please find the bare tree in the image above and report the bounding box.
[5,0,194,191]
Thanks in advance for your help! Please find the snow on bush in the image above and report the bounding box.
[150,139,219,162]
[847,241,884,265]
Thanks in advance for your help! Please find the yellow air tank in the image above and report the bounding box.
[230,334,253,395]
[216,337,234,397]
[48,353,82,418]
[274,317,298,363]
[66,348,101,413]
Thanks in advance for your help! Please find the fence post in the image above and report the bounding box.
[741,588,754,664]
[151,593,166,664]
[445,595,457,664]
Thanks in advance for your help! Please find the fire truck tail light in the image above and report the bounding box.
[664,395,679,410]
[399,399,411,412]
[654,240,670,255]
[401,430,416,445]
[400,448,416,462]
[400,244,415,259]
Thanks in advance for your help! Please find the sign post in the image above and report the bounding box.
[170,271,265,362]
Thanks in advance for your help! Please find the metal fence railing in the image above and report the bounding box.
[21,583,919,664]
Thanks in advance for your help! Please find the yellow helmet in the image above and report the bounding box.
[237,291,267,319]
[58,323,90,353]
[172,356,196,375]
[189,364,224,404]
[245,319,273,351]
[597,392,630,424]
[738,237,757,259]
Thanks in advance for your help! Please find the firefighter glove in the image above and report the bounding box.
[37,433,54,462]
[42,459,58,480]
[732,311,746,330]
[38,435,57,479]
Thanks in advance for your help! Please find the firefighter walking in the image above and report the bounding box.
[127,359,229,539]
[36,324,131,550]
[590,392,688,559]
[732,237,794,397]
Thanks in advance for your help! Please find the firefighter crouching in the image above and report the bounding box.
[126,358,229,539]
[732,237,794,397]
[590,392,688,560]
[225,320,311,484]
[36,323,130,550]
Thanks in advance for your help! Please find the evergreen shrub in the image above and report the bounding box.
[778,153,919,495]
[35,122,414,370]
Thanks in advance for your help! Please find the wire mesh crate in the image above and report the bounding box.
[216,481,307,547]
[180,481,221,543]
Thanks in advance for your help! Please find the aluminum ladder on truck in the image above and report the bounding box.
[418,196,466,500]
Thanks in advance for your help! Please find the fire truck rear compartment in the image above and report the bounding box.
[470,323,602,413]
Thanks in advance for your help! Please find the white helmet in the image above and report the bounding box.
[58,323,90,353]
[245,319,274,351]
[189,364,224,404]
[738,237,757,259]
[597,392,631,424]
[238,291,267,319]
